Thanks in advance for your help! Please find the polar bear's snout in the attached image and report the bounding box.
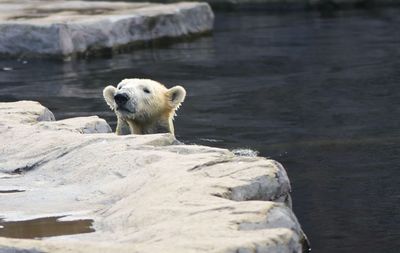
[114,93,129,106]
[114,91,136,114]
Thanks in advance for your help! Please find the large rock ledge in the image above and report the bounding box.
[0,1,214,59]
[0,101,309,253]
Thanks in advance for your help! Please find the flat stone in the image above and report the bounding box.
[0,0,214,58]
[0,101,308,253]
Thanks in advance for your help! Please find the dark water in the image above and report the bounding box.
[1,9,400,252]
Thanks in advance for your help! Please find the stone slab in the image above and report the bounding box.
[0,101,309,253]
[0,0,214,58]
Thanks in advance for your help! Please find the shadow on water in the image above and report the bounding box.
[0,216,95,239]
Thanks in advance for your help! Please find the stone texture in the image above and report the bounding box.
[0,0,214,58]
[0,101,308,253]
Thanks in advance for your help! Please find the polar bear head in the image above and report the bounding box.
[103,78,186,135]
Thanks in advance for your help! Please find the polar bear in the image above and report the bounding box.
[103,78,186,136]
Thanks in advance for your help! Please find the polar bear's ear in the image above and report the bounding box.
[167,86,186,109]
[103,85,117,110]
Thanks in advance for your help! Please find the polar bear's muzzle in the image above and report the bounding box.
[114,93,129,106]
[114,92,136,114]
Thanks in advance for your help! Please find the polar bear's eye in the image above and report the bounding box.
[143,88,151,94]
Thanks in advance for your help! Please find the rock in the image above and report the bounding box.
[0,101,55,125]
[38,116,112,134]
[0,101,309,253]
[0,1,214,59]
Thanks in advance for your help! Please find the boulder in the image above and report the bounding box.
[0,101,309,253]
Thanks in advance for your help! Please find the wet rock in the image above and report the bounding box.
[0,1,214,59]
[0,101,308,252]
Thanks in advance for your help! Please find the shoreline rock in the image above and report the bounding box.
[0,1,214,59]
[0,101,309,252]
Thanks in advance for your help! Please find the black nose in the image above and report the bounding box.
[114,93,129,105]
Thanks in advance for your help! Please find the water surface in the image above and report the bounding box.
[1,9,399,252]
[0,216,94,239]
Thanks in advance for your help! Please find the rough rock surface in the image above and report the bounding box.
[0,101,308,253]
[0,0,214,58]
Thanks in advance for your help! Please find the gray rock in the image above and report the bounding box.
[0,101,308,253]
[0,1,214,59]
